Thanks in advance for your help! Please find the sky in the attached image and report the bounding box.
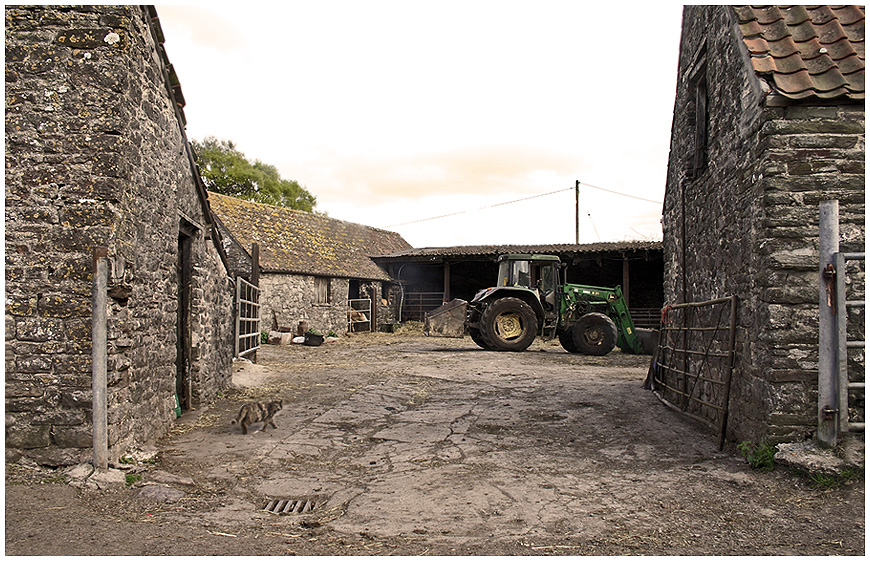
[155,1,685,248]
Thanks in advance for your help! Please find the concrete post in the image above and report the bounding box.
[818,200,839,447]
[92,248,109,470]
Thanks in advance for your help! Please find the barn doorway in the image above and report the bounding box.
[176,221,195,412]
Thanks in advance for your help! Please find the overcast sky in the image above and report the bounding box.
[156,2,684,248]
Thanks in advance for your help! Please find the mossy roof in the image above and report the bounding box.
[208,193,411,280]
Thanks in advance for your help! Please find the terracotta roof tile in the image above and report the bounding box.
[733,5,865,100]
[208,193,411,280]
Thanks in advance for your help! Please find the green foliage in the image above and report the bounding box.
[192,137,316,211]
[125,473,142,486]
[261,330,269,344]
[807,467,863,489]
[737,440,777,471]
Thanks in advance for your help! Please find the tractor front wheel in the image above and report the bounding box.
[468,327,490,350]
[479,297,538,352]
[558,330,579,353]
[571,312,617,355]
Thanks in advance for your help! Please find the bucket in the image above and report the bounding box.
[303,332,324,346]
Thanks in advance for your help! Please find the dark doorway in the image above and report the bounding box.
[176,223,195,411]
[348,279,361,300]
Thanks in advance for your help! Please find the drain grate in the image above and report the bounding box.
[262,497,319,515]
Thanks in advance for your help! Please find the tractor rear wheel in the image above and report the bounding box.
[479,297,537,352]
[571,312,617,355]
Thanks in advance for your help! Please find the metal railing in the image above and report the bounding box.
[837,250,865,435]
[819,200,865,445]
[348,298,372,333]
[402,292,445,322]
[645,296,738,450]
[235,276,260,359]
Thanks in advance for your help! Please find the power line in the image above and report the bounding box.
[577,180,661,204]
[386,187,572,227]
[385,181,661,228]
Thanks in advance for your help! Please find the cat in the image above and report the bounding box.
[232,399,283,434]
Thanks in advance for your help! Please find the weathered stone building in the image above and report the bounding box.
[6,5,235,466]
[662,6,864,443]
[209,193,412,336]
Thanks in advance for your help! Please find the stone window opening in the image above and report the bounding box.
[314,276,331,304]
[685,45,708,180]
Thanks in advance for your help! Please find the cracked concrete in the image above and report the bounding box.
[6,333,864,555]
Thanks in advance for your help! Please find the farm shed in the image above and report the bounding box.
[208,193,412,336]
[5,5,235,466]
[659,5,864,444]
[372,242,663,327]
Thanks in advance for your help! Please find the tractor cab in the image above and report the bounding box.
[495,254,560,313]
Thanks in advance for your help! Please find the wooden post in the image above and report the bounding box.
[443,261,451,302]
[622,254,630,309]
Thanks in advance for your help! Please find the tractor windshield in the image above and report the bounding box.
[498,260,532,288]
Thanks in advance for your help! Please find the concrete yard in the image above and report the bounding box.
[5,331,864,555]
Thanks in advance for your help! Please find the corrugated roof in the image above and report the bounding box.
[373,241,662,261]
[733,5,865,100]
[208,193,411,280]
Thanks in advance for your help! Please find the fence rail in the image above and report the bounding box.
[235,277,260,359]
[629,308,662,329]
[645,296,738,450]
[402,292,445,322]
[836,251,865,435]
[348,298,372,333]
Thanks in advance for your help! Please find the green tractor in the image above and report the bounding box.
[425,253,648,355]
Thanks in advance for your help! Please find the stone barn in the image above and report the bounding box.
[208,193,412,336]
[661,6,864,444]
[5,5,235,466]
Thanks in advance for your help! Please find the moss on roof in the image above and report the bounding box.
[208,192,411,280]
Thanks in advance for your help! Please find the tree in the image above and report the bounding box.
[192,137,316,212]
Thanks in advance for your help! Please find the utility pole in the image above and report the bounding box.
[575,180,580,244]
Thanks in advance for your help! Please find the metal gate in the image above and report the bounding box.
[402,292,444,322]
[819,200,865,445]
[235,276,260,359]
[347,298,372,332]
[645,296,738,450]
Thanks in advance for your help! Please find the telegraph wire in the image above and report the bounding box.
[577,180,661,204]
[385,181,661,228]
[385,187,572,227]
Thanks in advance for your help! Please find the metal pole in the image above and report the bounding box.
[575,180,580,244]
[818,200,839,447]
[92,248,109,471]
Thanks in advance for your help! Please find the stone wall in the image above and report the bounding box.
[5,5,234,466]
[261,274,391,336]
[663,6,865,444]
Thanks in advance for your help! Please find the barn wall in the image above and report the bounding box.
[5,5,234,466]
[663,6,865,444]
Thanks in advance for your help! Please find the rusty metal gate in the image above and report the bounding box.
[235,276,260,359]
[645,296,738,450]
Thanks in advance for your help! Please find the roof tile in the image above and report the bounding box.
[733,5,865,101]
[208,192,411,280]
